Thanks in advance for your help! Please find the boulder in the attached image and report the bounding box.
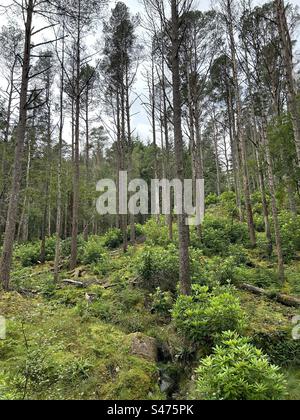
[129,333,158,362]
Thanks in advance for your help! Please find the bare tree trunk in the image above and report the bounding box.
[171,0,191,296]
[226,0,256,247]
[262,119,285,282]
[0,61,16,214]
[161,54,173,241]
[83,86,89,242]
[54,26,65,282]
[275,0,300,168]
[0,0,33,290]
[226,77,243,221]
[212,109,221,196]
[70,14,81,270]
[17,133,32,243]
[126,67,135,243]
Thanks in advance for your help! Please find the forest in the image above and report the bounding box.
[0,0,300,401]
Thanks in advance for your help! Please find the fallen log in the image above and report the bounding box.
[61,279,86,288]
[240,283,300,308]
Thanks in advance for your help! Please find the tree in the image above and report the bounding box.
[0,0,35,290]
[275,0,300,170]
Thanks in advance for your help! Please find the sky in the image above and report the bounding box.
[0,0,300,144]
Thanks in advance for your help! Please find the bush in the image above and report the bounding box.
[220,191,239,218]
[234,267,279,289]
[277,211,300,262]
[143,217,176,247]
[172,286,245,345]
[103,228,123,249]
[150,288,173,315]
[61,235,85,259]
[205,193,220,207]
[14,242,40,267]
[253,331,300,368]
[201,216,249,256]
[137,245,179,291]
[205,256,237,286]
[82,238,107,265]
[194,332,287,400]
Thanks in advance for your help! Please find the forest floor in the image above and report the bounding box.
[0,207,300,400]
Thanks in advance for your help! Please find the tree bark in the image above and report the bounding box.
[171,0,191,296]
[275,0,300,168]
[0,0,34,290]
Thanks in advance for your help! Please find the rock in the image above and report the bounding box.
[129,333,158,362]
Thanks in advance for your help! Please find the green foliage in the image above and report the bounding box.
[200,216,249,256]
[205,193,220,207]
[137,245,179,291]
[143,217,177,247]
[277,211,300,262]
[14,242,40,267]
[150,288,173,316]
[253,331,300,368]
[103,228,123,249]
[194,331,287,400]
[220,191,239,218]
[82,238,107,265]
[234,266,279,288]
[172,285,245,345]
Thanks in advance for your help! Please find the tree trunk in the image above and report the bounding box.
[275,0,300,168]
[226,0,256,247]
[171,0,191,296]
[70,14,81,270]
[262,120,285,282]
[54,26,65,282]
[0,0,33,290]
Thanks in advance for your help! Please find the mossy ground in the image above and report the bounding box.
[0,212,300,400]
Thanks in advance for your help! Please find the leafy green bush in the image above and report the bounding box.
[253,331,300,368]
[205,193,220,207]
[82,238,107,265]
[143,217,176,247]
[201,216,249,256]
[172,286,245,345]
[254,215,265,233]
[277,211,300,262]
[103,228,123,249]
[194,332,287,400]
[14,242,40,267]
[234,266,279,289]
[220,191,239,218]
[61,235,85,259]
[205,256,237,286]
[137,245,179,291]
[150,288,173,315]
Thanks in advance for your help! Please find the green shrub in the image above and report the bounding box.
[14,242,40,267]
[277,211,300,262]
[227,244,251,266]
[194,331,287,400]
[206,256,237,286]
[201,216,249,256]
[150,288,173,315]
[172,285,245,345]
[254,215,265,233]
[82,238,107,265]
[253,331,300,368]
[61,235,85,259]
[220,191,239,218]
[103,228,123,249]
[143,217,176,247]
[234,266,279,289]
[205,193,220,207]
[137,245,179,291]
